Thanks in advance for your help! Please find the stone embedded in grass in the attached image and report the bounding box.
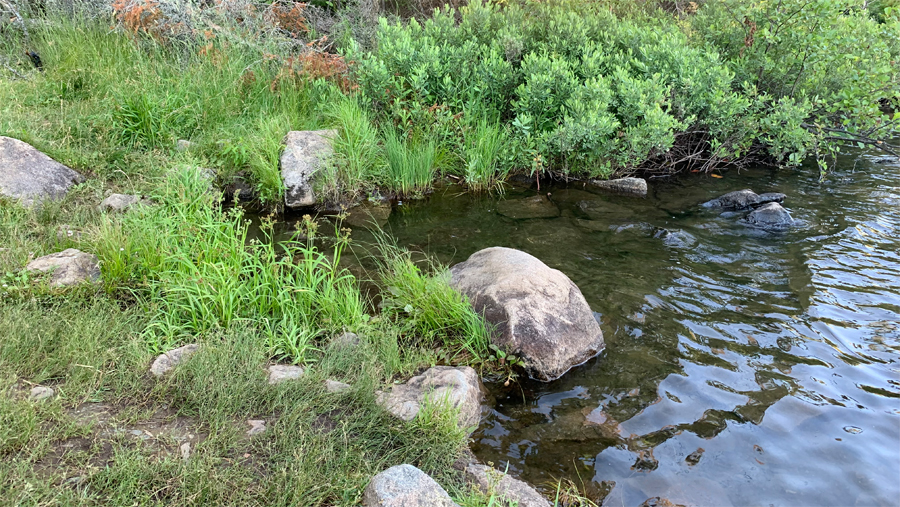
[150,344,200,377]
[377,366,483,431]
[325,380,351,393]
[29,386,55,401]
[99,193,149,213]
[465,464,550,507]
[26,249,101,287]
[497,194,560,219]
[176,139,193,152]
[180,442,191,462]
[331,331,360,350]
[450,247,605,381]
[587,177,648,198]
[267,364,304,385]
[281,130,336,209]
[0,136,84,206]
[246,419,266,436]
[363,464,460,507]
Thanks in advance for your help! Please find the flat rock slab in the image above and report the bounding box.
[99,193,148,212]
[267,364,304,385]
[450,247,604,381]
[702,189,785,210]
[497,195,560,219]
[465,464,550,507]
[378,366,483,430]
[26,249,100,287]
[150,344,200,377]
[363,464,460,507]
[281,130,336,209]
[588,177,647,197]
[0,136,84,206]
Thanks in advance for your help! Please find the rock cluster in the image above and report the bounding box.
[703,189,794,230]
[450,247,604,381]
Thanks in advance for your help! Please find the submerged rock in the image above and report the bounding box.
[99,193,148,213]
[702,189,785,210]
[0,137,84,206]
[465,464,550,507]
[587,177,647,197]
[267,364,305,385]
[344,201,392,228]
[363,464,460,507]
[281,130,336,209]
[377,366,483,430]
[744,202,794,229]
[653,228,698,249]
[26,249,100,287]
[497,194,560,219]
[450,247,604,381]
[150,344,200,377]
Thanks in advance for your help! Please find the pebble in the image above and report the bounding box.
[29,386,54,401]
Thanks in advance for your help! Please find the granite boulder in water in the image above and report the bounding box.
[702,189,785,210]
[281,130,335,209]
[0,136,84,206]
[450,247,604,381]
[744,202,794,229]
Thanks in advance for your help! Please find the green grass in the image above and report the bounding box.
[321,96,386,202]
[461,116,509,193]
[382,128,439,197]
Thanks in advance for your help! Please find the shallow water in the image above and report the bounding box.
[349,154,900,506]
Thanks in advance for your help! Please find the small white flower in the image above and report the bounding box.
[120,248,125,251]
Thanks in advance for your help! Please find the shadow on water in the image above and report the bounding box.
[262,153,900,506]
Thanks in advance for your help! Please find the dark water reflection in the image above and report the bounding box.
[349,154,900,506]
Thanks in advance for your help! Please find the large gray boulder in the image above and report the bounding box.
[450,247,604,381]
[377,366,483,430]
[465,464,550,507]
[281,130,336,209]
[587,177,647,197]
[0,137,84,206]
[702,189,785,210]
[25,249,100,287]
[363,464,460,507]
[744,202,794,229]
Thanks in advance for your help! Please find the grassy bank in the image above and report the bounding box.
[1,0,897,505]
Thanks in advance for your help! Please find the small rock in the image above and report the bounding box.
[362,464,460,507]
[180,442,191,461]
[377,366,484,430]
[267,364,305,385]
[331,331,360,349]
[685,447,704,466]
[281,130,336,209]
[465,464,550,507]
[247,419,266,436]
[653,228,697,249]
[702,189,785,210]
[325,380,351,393]
[150,344,200,377]
[99,193,147,213]
[497,195,560,219]
[744,202,794,229]
[0,136,84,206]
[587,177,647,197]
[176,139,193,152]
[223,172,257,202]
[29,386,54,401]
[25,249,101,287]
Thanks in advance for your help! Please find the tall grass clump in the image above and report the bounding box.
[96,167,367,359]
[321,96,385,201]
[461,116,508,192]
[382,128,438,197]
[375,238,491,363]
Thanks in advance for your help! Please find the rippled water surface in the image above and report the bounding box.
[363,155,900,506]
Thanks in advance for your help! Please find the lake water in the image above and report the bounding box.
[359,154,900,506]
